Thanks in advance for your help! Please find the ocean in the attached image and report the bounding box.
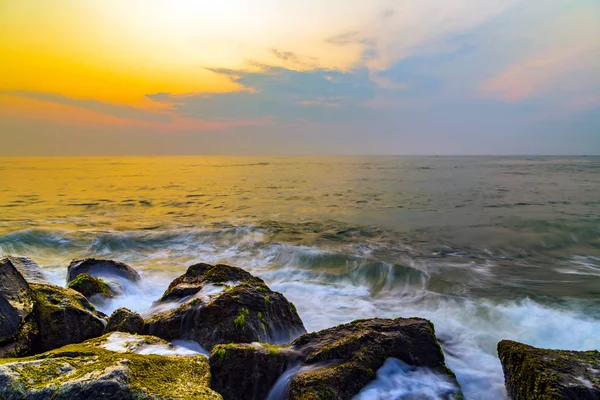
[1,155,599,399]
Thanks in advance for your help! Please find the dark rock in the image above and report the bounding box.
[0,333,222,399]
[30,283,106,353]
[498,340,600,400]
[105,308,144,335]
[68,273,115,300]
[0,258,37,357]
[144,263,306,350]
[208,317,461,400]
[210,343,302,400]
[4,256,50,284]
[288,318,461,400]
[159,263,259,302]
[67,258,140,284]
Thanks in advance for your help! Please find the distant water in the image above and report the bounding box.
[1,156,599,399]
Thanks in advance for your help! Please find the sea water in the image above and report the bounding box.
[1,155,599,399]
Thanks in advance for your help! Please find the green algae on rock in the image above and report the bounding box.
[0,333,222,400]
[498,340,600,400]
[144,263,306,350]
[30,283,106,354]
[68,273,116,300]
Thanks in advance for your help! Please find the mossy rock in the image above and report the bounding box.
[67,258,140,284]
[209,343,302,400]
[30,283,106,354]
[104,308,144,335]
[144,264,306,350]
[68,273,115,300]
[287,318,462,400]
[498,340,600,400]
[0,333,222,399]
[209,318,461,400]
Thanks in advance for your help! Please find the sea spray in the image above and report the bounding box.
[266,363,334,400]
[354,358,459,400]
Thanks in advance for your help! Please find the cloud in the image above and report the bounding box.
[147,65,376,122]
[480,1,600,112]
[3,90,172,122]
[326,31,367,46]
[271,49,299,62]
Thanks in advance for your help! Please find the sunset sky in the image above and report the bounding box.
[1,0,599,155]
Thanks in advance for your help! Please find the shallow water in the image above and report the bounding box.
[1,156,599,399]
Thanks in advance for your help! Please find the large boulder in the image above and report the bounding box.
[498,340,600,400]
[209,317,462,400]
[30,283,106,353]
[68,273,115,300]
[0,258,37,358]
[0,333,222,399]
[144,264,306,350]
[67,258,140,284]
[4,256,50,284]
[104,308,144,335]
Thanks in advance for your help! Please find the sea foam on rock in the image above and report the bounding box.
[144,263,306,350]
[498,340,600,400]
[0,333,222,400]
[209,317,463,400]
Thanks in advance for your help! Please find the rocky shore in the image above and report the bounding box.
[1,256,598,399]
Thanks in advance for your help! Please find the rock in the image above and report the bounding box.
[67,258,140,284]
[144,263,306,350]
[68,273,115,300]
[0,333,222,399]
[0,258,37,358]
[30,283,106,353]
[210,343,303,400]
[209,317,462,400]
[498,340,600,400]
[105,308,144,335]
[4,256,50,284]
[159,263,260,303]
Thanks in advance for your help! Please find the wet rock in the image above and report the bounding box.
[67,258,140,284]
[30,283,106,353]
[288,318,461,400]
[105,308,144,335]
[0,258,37,358]
[209,343,302,400]
[209,317,462,400]
[0,333,222,400]
[68,273,115,300]
[4,256,50,284]
[144,263,306,350]
[498,340,600,400]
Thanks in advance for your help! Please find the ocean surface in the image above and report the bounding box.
[1,156,599,399]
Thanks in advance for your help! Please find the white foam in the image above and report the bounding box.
[354,358,459,400]
[101,332,207,356]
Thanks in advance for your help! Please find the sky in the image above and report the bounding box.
[1,0,599,155]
